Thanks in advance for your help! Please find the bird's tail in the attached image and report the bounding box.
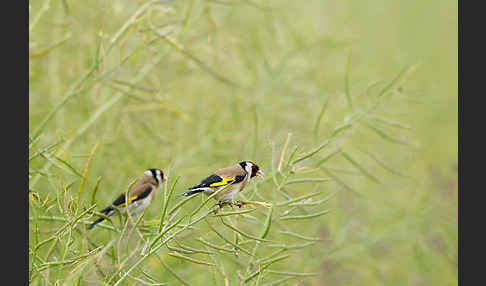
[87,217,105,230]
[182,189,204,197]
[87,206,114,230]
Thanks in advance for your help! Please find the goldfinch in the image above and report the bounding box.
[183,161,264,207]
[88,168,165,230]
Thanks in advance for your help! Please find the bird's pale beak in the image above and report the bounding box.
[256,170,265,178]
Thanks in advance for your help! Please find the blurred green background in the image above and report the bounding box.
[29,0,457,285]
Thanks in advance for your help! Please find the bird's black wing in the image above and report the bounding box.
[111,185,153,208]
[190,174,223,189]
[190,174,224,189]
[190,174,247,189]
[89,186,153,230]
[233,175,246,184]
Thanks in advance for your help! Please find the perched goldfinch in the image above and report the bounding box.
[88,168,165,230]
[183,161,264,207]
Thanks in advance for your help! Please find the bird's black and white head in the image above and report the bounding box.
[239,161,264,178]
[144,168,165,187]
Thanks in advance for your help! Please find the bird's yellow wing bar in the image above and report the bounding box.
[209,177,235,187]
[115,195,138,208]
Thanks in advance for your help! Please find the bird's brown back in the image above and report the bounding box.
[214,164,246,178]
[128,175,159,197]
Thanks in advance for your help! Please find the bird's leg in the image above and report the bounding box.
[212,201,224,214]
[213,204,220,214]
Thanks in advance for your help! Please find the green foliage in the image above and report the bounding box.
[29,0,457,285]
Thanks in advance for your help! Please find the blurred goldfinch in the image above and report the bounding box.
[183,161,264,207]
[88,169,165,230]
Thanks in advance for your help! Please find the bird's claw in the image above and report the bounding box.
[213,201,228,214]
[213,201,246,214]
[234,200,271,209]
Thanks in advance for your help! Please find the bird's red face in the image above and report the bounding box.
[246,161,264,178]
